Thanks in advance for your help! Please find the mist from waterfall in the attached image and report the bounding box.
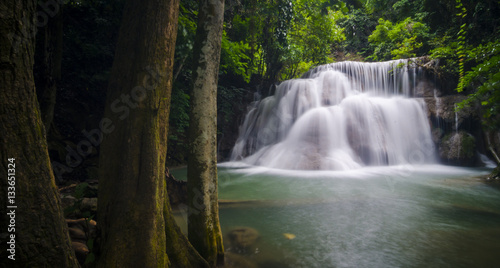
[230,59,436,170]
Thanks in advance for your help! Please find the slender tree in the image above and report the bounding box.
[34,1,63,131]
[0,0,79,267]
[96,0,207,267]
[187,0,225,266]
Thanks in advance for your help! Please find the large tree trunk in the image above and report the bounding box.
[96,0,207,267]
[34,1,63,132]
[187,0,225,266]
[0,1,79,267]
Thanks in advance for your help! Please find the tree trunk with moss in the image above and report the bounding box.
[0,1,79,267]
[187,0,225,266]
[96,0,207,267]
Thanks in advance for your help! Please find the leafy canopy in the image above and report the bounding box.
[367,17,430,61]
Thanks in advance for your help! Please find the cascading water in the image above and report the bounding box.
[230,59,435,170]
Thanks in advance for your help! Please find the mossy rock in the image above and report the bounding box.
[439,131,478,166]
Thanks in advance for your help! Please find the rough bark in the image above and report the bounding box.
[0,1,79,267]
[34,1,63,132]
[96,0,207,267]
[187,0,225,266]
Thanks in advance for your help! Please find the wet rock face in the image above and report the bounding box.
[424,95,477,129]
[422,84,486,166]
[438,131,479,166]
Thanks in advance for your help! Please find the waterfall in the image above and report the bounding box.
[230,59,436,170]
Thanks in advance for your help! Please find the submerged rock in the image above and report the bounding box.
[227,227,260,254]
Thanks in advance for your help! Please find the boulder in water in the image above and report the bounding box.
[438,131,479,166]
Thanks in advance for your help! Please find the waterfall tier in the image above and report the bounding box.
[230,59,435,170]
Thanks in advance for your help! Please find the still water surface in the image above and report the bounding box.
[172,164,500,267]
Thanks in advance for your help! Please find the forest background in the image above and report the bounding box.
[47,0,499,180]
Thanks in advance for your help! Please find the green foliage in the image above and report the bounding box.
[455,0,468,92]
[54,0,500,167]
[62,0,123,92]
[289,2,347,61]
[363,0,426,21]
[175,3,197,64]
[429,37,461,76]
[84,242,95,266]
[392,0,427,21]
[364,0,398,15]
[64,182,97,218]
[84,223,96,266]
[74,182,89,199]
[220,31,255,83]
[281,0,347,79]
[367,17,430,61]
[168,88,190,143]
[456,41,500,129]
[221,0,351,81]
[260,0,294,81]
[217,86,246,125]
[424,0,500,130]
[338,8,377,57]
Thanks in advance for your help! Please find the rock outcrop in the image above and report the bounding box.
[417,66,489,166]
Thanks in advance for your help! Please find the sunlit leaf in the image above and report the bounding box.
[283,233,296,240]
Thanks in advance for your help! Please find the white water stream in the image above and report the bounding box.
[231,60,435,170]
